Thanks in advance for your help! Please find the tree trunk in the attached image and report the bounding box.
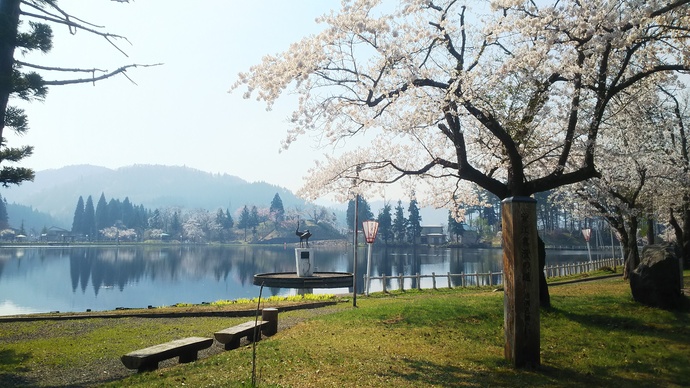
[647,215,655,245]
[671,201,690,270]
[0,0,21,139]
[678,205,690,269]
[623,216,640,280]
[538,236,550,308]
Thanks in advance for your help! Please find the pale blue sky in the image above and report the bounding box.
[10,0,340,194]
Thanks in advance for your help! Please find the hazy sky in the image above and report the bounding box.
[10,1,345,195]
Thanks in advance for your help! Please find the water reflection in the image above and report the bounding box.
[0,245,608,315]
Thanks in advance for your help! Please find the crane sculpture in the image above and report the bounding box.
[295,218,312,248]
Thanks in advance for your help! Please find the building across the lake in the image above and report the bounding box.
[40,226,73,243]
[419,225,446,245]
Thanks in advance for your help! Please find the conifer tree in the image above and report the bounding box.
[448,210,465,243]
[0,194,8,229]
[238,205,250,241]
[250,205,260,234]
[95,193,108,231]
[169,211,182,239]
[392,200,407,243]
[82,196,96,240]
[407,197,422,244]
[225,209,234,229]
[107,198,121,227]
[121,197,134,227]
[377,203,393,244]
[71,196,84,234]
[346,196,373,231]
[269,193,285,224]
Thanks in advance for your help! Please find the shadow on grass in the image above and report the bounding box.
[384,355,685,387]
[544,298,690,387]
[0,349,34,387]
[549,298,690,342]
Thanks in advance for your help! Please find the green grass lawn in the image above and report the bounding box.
[2,273,688,387]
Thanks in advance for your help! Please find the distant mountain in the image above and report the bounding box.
[6,203,64,232]
[1,164,311,227]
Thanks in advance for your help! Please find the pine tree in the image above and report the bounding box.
[269,193,285,224]
[95,193,108,233]
[71,196,85,234]
[407,197,422,244]
[83,196,96,240]
[238,206,250,241]
[121,197,134,228]
[392,200,407,243]
[250,206,260,233]
[169,211,182,239]
[225,209,234,229]
[346,196,374,231]
[377,203,393,244]
[148,209,163,229]
[0,195,8,229]
[447,210,465,243]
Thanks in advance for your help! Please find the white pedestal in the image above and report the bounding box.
[295,248,314,277]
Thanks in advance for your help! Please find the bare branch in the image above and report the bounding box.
[40,63,163,86]
[19,10,132,57]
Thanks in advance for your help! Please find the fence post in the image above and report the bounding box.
[382,274,387,293]
[416,273,421,290]
[399,273,404,291]
[432,272,437,290]
[489,271,493,286]
[476,272,480,287]
[447,272,453,289]
[461,272,466,288]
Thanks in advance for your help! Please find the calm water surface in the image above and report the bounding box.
[0,244,610,316]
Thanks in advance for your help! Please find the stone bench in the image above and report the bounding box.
[214,320,269,350]
[121,336,213,372]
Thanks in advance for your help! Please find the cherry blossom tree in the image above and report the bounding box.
[182,209,221,243]
[234,0,690,310]
[563,89,662,278]
[562,82,690,278]
[100,225,136,241]
[661,89,690,269]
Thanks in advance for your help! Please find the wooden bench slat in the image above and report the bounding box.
[214,320,268,350]
[121,336,213,372]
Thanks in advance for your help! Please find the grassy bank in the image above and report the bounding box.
[1,273,689,387]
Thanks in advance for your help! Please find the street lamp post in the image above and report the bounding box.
[362,220,379,296]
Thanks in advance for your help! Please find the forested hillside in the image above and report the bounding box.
[1,165,310,226]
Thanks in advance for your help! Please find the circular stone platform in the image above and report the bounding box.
[253,272,353,289]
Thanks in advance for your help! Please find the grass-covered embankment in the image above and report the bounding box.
[1,272,689,387]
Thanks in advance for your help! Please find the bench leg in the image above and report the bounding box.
[137,361,159,373]
[246,332,262,343]
[224,337,241,350]
[179,351,199,364]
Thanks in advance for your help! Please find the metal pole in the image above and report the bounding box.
[365,242,372,296]
[610,226,615,261]
[586,240,592,262]
[353,194,359,307]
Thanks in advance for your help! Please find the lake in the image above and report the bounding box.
[0,244,612,316]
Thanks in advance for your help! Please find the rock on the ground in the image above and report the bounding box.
[630,243,683,309]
